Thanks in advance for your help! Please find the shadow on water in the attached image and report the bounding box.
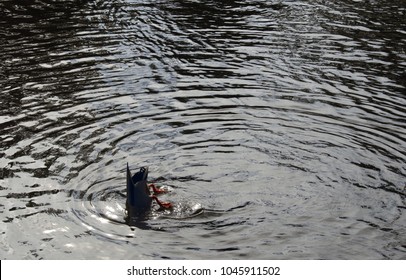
[0,0,405,259]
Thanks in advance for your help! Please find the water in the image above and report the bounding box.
[0,0,405,259]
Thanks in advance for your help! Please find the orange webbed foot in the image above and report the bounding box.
[149,183,168,194]
[151,196,172,209]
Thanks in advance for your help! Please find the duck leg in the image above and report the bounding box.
[148,183,172,208]
[148,183,167,194]
[151,195,172,208]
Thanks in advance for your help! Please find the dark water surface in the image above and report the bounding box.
[1,0,405,259]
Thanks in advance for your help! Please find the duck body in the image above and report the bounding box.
[126,164,152,216]
[126,164,172,218]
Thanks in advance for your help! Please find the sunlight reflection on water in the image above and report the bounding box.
[0,0,405,259]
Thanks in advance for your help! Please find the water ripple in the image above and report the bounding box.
[0,0,405,259]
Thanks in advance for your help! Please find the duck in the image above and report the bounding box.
[126,163,172,217]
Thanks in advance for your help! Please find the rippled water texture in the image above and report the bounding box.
[1,0,405,259]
